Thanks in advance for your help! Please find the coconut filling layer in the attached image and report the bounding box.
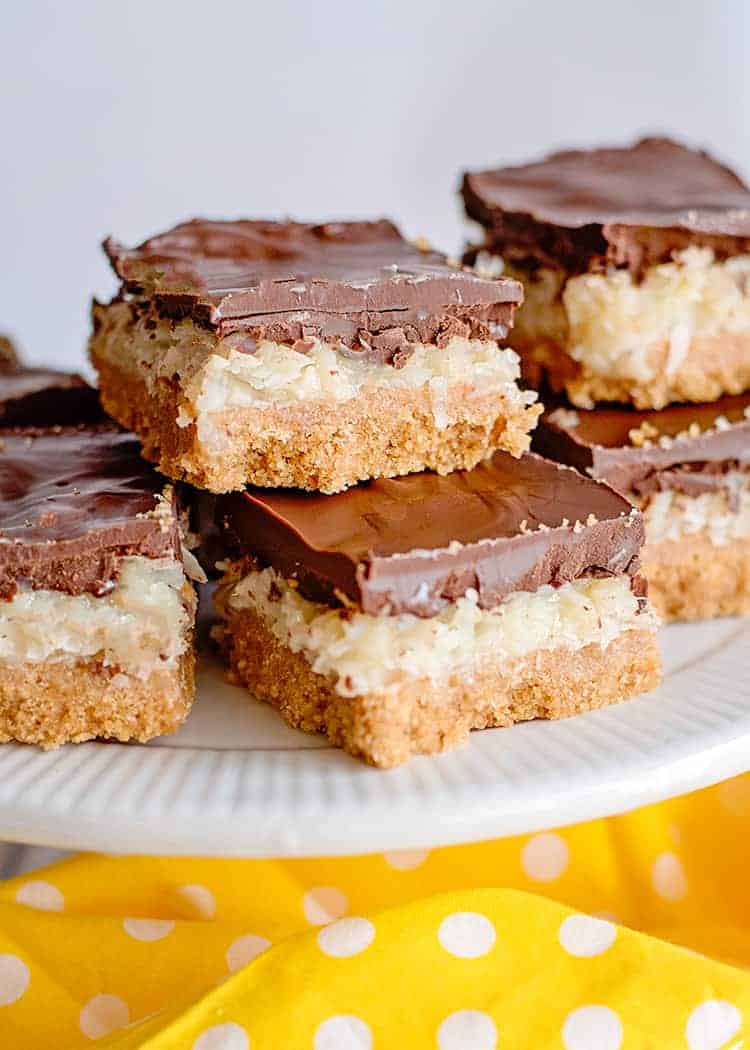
[476,248,750,386]
[91,303,535,438]
[639,474,750,545]
[190,335,530,421]
[219,565,651,698]
[0,556,193,676]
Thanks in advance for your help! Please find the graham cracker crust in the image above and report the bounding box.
[91,352,540,494]
[0,649,195,749]
[219,609,661,767]
[512,332,750,410]
[643,534,750,622]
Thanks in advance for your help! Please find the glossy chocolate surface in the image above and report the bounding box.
[534,395,750,494]
[0,337,103,427]
[0,426,178,598]
[103,218,523,354]
[0,370,103,427]
[216,451,643,617]
[462,138,750,273]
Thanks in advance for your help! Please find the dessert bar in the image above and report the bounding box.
[535,396,750,621]
[462,138,750,409]
[213,452,660,766]
[0,426,197,747]
[0,335,103,426]
[91,218,540,493]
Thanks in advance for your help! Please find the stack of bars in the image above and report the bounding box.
[0,340,199,747]
[87,215,661,766]
[19,141,749,763]
[463,138,750,622]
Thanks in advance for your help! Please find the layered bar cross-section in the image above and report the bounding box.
[90,218,540,493]
[462,138,750,409]
[535,396,750,621]
[213,452,661,766]
[0,426,198,747]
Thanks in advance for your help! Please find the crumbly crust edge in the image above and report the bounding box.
[219,608,661,767]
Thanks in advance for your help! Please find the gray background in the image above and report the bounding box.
[1,0,747,372]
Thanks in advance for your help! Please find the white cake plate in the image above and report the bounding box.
[0,618,747,856]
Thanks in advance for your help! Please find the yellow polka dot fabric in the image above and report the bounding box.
[2,775,750,1048]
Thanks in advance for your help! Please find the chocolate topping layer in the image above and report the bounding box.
[215,451,643,617]
[462,138,750,274]
[0,337,103,427]
[0,370,103,427]
[0,427,179,600]
[103,219,523,355]
[534,395,750,494]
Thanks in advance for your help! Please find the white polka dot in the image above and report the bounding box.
[651,851,688,901]
[0,954,30,1005]
[313,1014,372,1050]
[123,917,176,942]
[438,911,496,959]
[383,848,430,870]
[178,883,217,919]
[303,886,349,925]
[317,917,375,958]
[226,934,271,973]
[559,914,616,957]
[15,880,64,912]
[562,1005,623,1050]
[522,832,569,882]
[438,1009,498,1049]
[718,776,750,816]
[79,994,130,1040]
[686,1000,742,1050]
[192,1021,249,1050]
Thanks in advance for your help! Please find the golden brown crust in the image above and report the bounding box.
[512,332,750,410]
[643,534,750,621]
[0,648,195,749]
[219,609,661,767]
[91,351,540,494]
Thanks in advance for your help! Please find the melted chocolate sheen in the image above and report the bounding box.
[462,138,750,274]
[104,219,523,351]
[215,451,643,617]
[0,369,104,427]
[631,464,745,505]
[0,427,178,599]
[0,337,103,427]
[534,395,750,493]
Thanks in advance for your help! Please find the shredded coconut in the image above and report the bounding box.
[640,473,750,546]
[0,556,193,675]
[219,565,650,697]
[505,248,750,386]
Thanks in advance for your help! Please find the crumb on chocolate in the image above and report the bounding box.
[551,407,580,429]
[628,421,659,447]
[473,251,505,279]
[138,485,176,533]
[622,508,639,528]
